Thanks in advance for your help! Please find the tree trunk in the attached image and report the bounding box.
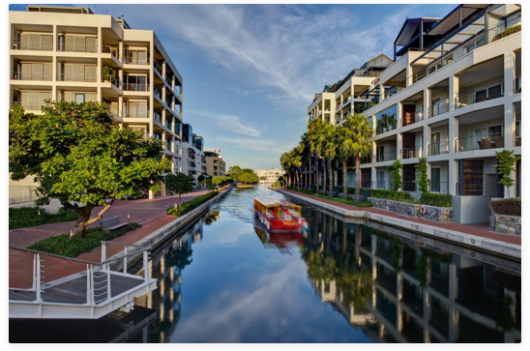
[328,158,334,197]
[65,202,113,238]
[315,156,320,194]
[322,159,328,194]
[308,154,313,190]
[355,153,361,201]
[342,158,348,199]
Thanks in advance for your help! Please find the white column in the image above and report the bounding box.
[52,25,57,102]
[405,64,413,87]
[449,75,459,111]
[504,47,515,95]
[423,87,431,118]
[449,115,459,154]
[423,124,431,158]
[448,159,459,195]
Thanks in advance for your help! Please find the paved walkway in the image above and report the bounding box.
[9,188,223,288]
[279,188,521,246]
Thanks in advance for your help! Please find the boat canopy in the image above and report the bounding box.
[254,197,299,208]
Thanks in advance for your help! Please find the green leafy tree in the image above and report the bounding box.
[340,114,372,200]
[389,160,403,191]
[493,150,521,197]
[204,178,215,192]
[238,170,259,184]
[198,174,205,185]
[9,102,171,237]
[165,172,194,204]
[307,118,326,194]
[414,157,430,193]
[228,165,242,183]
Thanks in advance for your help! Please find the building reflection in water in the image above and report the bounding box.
[131,216,205,343]
[299,207,521,343]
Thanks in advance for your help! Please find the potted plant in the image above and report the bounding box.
[102,66,116,83]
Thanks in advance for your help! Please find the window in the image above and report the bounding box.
[375,105,397,135]
[377,171,385,189]
[431,168,441,192]
[460,160,483,195]
[431,132,440,155]
[75,94,85,104]
[377,145,385,162]
[431,97,441,116]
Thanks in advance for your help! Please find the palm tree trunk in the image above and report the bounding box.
[322,159,328,194]
[315,156,320,194]
[308,154,313,190]
[355,153,361,200]
[328,158,333,197]
[342,158,348,199]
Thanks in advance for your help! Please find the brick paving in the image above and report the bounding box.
[278,188,521,246]
[9,188,219,288]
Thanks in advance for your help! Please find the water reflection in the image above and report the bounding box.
[299,206,521,343]
[9,186,521,343]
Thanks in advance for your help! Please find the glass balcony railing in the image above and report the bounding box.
[57,73,97,82]
[12,71,52,81]
[427,99,449,118]
[154,61,162,75]
[12,38,53,51]
[123,56,150,65]
[401,146,422,159]
[57,42,97,53]
[427,140,449,156]
[123,109,149,118]
[402,109,424,126]
[12,101,47,111]
[123,83,149,92]
[456,82,504,109]
[375,150,397,163]
[455,133,504,152]
[101,44,119,59]
[514,130,521,147]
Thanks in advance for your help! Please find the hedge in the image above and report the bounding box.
[368,189,411,201]
[489,199,521,216]
[290,188,372,207]
[419,193,452,207]
[167,191,219,217]
[10,207,79,230]
[28,222,141,258]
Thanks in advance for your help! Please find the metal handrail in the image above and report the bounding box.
[456,81,504,108]
[12,71,52,81]
[401,146,422,159]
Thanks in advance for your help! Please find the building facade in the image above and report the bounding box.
[9,5,184,200]
[204,148,226,176]
[308,4,521,224]
[254,168,283,184]
[181,123,205,184]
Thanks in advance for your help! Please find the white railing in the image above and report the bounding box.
[9,242,152,308]
[9,186,39,207]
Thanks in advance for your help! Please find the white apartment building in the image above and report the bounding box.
[308,4,521,224]
[254,168,283,184]
[9,5,184,200]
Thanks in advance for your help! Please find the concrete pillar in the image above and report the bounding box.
[423,87,432,118]
[449,75,459,111]
[405,64,413,87]
[504,52,517,96]
[397,101,403,128]
[423,124,431,158]
[52,25,57,102]
[449,115,459,154]
[397,133,403,162]
[448,159,459,195]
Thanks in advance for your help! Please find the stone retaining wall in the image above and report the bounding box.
[368,197,452,223]
[494,214,521,236]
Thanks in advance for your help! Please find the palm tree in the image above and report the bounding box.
[279,152,291,187]
[297,135,310,190]
[340,114,372,200]
[308,118,325,194]
[291,148,303,190]
[321,124,339,197]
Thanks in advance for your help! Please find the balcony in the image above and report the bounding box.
[123,83,149,92]
[12,101,47,111]
[165,75,173,87]
[154,85,162,100]
[123,53,150,65]
[57,39,97,53]
[401,146,422,159]
[101,44,120,59]
[13,35,53,51]
[456,82,504,109]
[455,133,504,152]
[123,109,149,118]
[57,73,97,83]
[12,70,52,81]
[402,109,424,127]
[427,98,449,118]
[427,140,450,156]
[107,104,120,117]
[153,61,162,76]
[375,150,397,163]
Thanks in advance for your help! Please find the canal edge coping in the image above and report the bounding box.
[273,188,521,260]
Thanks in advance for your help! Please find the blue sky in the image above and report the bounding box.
[11,3,454,169]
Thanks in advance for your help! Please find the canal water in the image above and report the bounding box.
[10,185,521,343]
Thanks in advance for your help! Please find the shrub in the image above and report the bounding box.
[368,189,411,201]
[389,160,403,191]
[28,222,141,258]
[167,191,219,217]
[489,199,521,216]
[414,158,430,193]
[492,25,521,42]
[9,207,79,230]
[419,193,452,207]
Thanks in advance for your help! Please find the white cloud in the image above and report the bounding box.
[91,4,430,110]
[187,109,262,137]
[220,137,294,154]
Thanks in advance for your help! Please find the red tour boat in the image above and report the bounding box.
[253,197,308,233]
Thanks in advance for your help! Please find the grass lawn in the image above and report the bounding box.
[9,207,79,230]
[288,188,373,207]
[28,222,141,258]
